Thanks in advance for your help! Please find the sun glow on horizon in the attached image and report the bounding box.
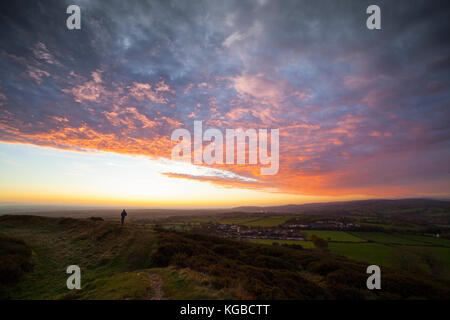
[0,142,346,208]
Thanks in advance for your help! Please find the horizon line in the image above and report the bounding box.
[1,197,449,212]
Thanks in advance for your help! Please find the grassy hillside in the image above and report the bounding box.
[0,215,449,300]
[0,215,231,299]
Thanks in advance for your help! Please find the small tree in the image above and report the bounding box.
[313,237,328,249]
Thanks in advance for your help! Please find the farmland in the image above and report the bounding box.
[328,242,394,267]
[218,216,294,227]
[247,238,317,249]
[248,233,450,280]
[305,230,364,242]
[1,199,450,299]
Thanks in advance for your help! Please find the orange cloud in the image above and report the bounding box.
[128,82,169,104]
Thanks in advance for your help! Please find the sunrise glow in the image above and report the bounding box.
[0,0,449,207]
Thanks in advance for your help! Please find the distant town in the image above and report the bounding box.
[200,219,360,241]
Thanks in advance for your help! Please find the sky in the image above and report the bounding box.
[0,0,449,207]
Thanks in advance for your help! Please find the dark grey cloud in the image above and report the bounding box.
[0,0,449,195]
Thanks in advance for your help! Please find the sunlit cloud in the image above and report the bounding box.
[0,0,449,205]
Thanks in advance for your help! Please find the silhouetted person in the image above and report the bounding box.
[121,209,127,226]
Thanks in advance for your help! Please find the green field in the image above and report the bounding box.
[217,217,261,225]
[247,238,316,249]
[182,217,219,224]
[246,232,450,280]
[349,232,423,245]
[328,242,395,267]
[350,232,450,247]
[389,245,450,280]
[218,216,294,227]
[359,222,419,231]
[427,247,450,268]
[327,242,450,280]
[398,235,450,247]
[305,230,365,242]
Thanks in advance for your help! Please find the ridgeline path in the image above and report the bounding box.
[146,272,164,300]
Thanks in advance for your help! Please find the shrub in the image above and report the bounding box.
[313,237,328,249]
[0,234,33,297]
[308,260,340,276]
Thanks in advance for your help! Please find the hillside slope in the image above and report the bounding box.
[0,215,449,300]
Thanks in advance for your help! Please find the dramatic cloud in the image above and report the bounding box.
[0,0,449,198]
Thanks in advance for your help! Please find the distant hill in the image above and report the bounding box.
[1,198,449,219]
[232,198,450,215]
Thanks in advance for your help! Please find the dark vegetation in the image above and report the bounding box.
[0,234,33,298]
[311,235,328,249]
[150,229,450,299]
